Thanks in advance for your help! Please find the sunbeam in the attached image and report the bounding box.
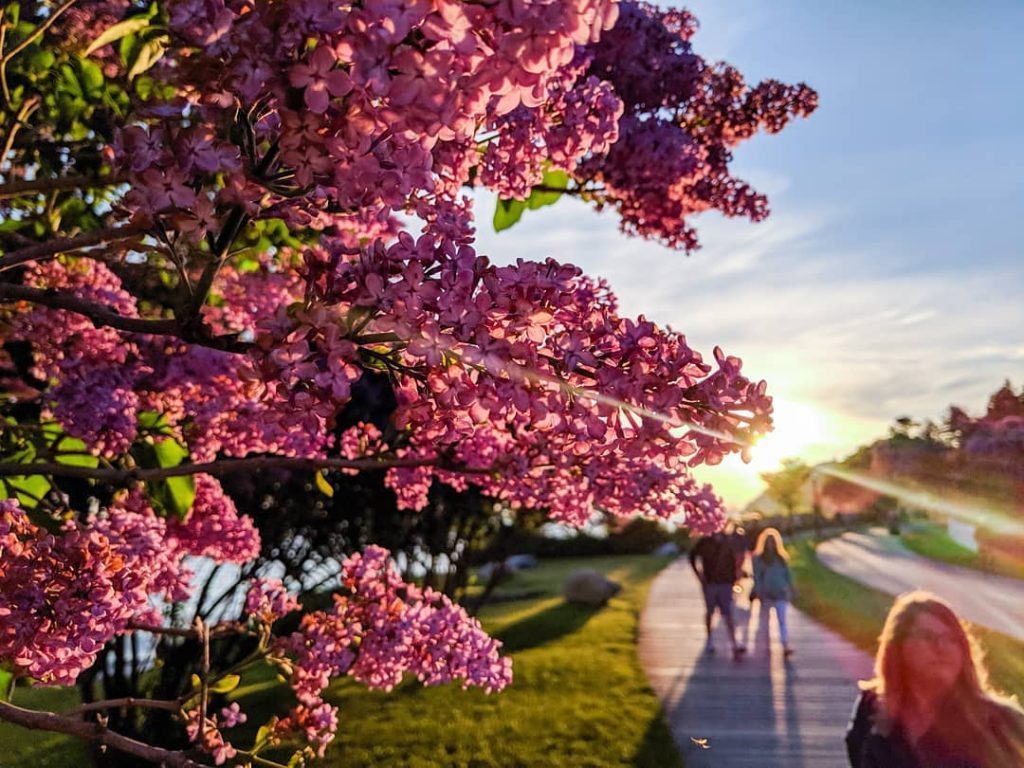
[814,465,1024,538]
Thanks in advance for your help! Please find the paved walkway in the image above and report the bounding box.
[639,559,873,767]
[818,530,1024,640]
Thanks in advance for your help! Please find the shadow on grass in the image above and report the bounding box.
[631,707,683,768]
[496,600,602,653]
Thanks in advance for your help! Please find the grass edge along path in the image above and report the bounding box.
[900,521,1024,581]
[789,539,1024,703]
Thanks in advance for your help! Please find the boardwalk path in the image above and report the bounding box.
[818,530,1024,641]
[638,559,873,768]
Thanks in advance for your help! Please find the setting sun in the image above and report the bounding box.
[746,398,829,473]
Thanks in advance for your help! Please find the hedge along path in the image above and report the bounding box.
[638,558,873,768]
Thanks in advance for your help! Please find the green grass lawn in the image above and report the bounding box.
[901,521,982,569]
[0,686,88,768]
[789,539,1024,702]
[0,555,680,768]
[900,521,1024,580]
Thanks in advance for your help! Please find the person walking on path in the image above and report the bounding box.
[752,527,795,657]
[846,591,1024,767]
[689,529,746,660]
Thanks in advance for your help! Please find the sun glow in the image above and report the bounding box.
[745,398,829,473]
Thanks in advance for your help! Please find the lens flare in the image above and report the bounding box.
[813,464,1024,538]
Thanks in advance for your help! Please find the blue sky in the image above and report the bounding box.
[475,1,1024,508]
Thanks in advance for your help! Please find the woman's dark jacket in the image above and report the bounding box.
[846,689,1024,768]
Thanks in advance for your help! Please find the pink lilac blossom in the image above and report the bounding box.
[220,703,247,729]
[273,546,510,755]
[185,706,237,766]
[168,474,261,564]
[0,481,263,686]
[246,232,770,528]
[0,1,818,753]
[11,259,137,381]
[0,499,185,685]
[8,0,800,526]
[244,578,301,624]
[576,2,817,250]
[48,366,141,457]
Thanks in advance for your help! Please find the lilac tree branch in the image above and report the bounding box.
[0,700,211,768]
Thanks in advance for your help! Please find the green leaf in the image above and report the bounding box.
[137,411,174,436]
[0,669,12,703]
[0,442,51,509]
[0,474,51,509]
[493,198,526,232]
[119,32,140,68]
[52,432,100,468]
[75,56,105,99]
[147,474,196,521]
[493,171,571,232]
[526,169,569,209]
[133,74,156,100]
[126,36,166,81]
[254,722,274,750]
[135,435,195,520]
[26,48,55,74]
[0,218,27,233]
[84,16,153,56]
[152,437,188,468]
[56,63,83,99]
[208,674,240,694]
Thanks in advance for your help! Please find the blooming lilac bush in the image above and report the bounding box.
[0,0,814,764]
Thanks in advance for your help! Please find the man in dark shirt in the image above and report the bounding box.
[689,530,746,659]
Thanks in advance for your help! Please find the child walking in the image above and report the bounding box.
[752,527,795,657]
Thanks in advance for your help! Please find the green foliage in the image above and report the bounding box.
[492,170,571,232]
[901,522,1024,581]
[133,433,196,520]
[209,674,241,694]
[125,36,166,81]
[760,458,812,516]
[0,420,106,510]
[492,197,527,232]
[83,15,154,57]
[477,517,679,561]
[901,522,981,569]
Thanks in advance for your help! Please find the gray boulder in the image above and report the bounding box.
[562,568,622,606]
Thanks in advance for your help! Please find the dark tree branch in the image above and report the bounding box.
[0,700,211,768]
[0,282,178,335]
[0,283,252,352]
[0,224,148,271]
[0,455,496,482]
[0,174,129,200]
